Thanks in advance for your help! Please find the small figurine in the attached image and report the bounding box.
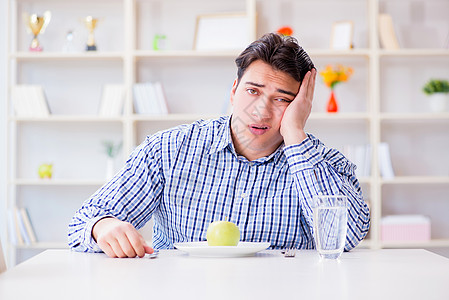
[38,163,53,179]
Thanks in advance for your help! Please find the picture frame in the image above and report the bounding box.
[193,13,250,51]
[330,21,354,50]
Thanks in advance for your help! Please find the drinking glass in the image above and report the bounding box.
[312,195,348,259]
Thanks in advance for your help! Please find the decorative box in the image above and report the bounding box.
[381,215,431,242]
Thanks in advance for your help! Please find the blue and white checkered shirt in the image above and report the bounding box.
[68,116,370,252]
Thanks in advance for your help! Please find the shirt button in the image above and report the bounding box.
[304,152,311,159]
[249,162,254,167]
[241,193,248,198]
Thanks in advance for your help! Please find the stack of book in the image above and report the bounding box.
[343,144,372,178]
[133,82,169,115]
[11,85,50,117]
[7,207,37,246]
[98,84,127,117]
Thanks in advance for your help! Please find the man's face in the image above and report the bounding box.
[230,60,300,159]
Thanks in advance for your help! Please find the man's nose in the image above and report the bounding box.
[252,96,272,119]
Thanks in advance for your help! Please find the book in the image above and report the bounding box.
[7,209,18,246]
[19,207,37,243]
[15,207,31,245]
[133,82,169,115]
[153,81,169,114]
[378,142,395,179]
[378,14,400,50]
[10,208,24,246]
[343,144,371,178]
[98,84,126,116]
[11,85,50,117]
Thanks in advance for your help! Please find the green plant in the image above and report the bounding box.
[422,79,449,95]
[102,140,122,158]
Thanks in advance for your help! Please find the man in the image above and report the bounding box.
[68,33,370,258]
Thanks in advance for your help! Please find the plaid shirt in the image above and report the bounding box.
[68,116,370,251]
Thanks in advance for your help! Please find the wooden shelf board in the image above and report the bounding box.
[132,113,223,122]
[10,52,124,61]
[308,48,371,57]
[16,242,69,250]
[380,113,449,121]
[381,176,449,185]
[309,112,370,120]
[12,179,106,186]
[11,115,125,122]
[379,49,449,57]
[381,239,449,248]
[135,50,240,58]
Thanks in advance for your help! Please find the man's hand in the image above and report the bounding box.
[280,68,317,145]
[92,217,154,258]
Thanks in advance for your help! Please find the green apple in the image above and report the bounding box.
[206,220,240,246]
[38,163,53,179]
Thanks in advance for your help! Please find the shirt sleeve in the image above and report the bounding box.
[283,133,370,251]
[68,133,165,253]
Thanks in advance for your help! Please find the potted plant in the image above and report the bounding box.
[102,140,122,179]
[422,79,449,112]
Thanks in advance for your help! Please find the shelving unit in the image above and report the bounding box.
[5,0,449,266]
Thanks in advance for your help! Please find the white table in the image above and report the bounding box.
[1,249,449,300]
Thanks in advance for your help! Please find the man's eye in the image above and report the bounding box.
[247,88,258,95]
[275,98,293,104]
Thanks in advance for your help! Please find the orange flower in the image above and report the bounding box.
[319,64,353,89]
[277,26,293,36]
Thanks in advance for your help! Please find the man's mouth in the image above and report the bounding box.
[249,124,271,135]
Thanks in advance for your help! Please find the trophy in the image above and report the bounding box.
[83,16,99,51]
[24,11,51,52]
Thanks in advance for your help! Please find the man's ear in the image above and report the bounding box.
[230,78,238,105]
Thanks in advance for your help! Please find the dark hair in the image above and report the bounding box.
[235,33,315,86]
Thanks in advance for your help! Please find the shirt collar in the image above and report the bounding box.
[208,115,285,165]
[208,115,234,155]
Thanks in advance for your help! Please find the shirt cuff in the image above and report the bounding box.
[283,137,323,174]
[83,215,114,252]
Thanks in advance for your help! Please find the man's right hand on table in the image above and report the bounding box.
[92,217,154,258]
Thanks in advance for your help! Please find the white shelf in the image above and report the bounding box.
[379,49,449,57]
[10,115,125,123]
[135,50,241,59]
[10,52,125,61]
[16,242,69,250]
[12,179,107,186]
[381,176,449,185]
[309,112,371,120]
[381,239,449,248]
[131,113,222,122]
[308,48,371,57]
[380,113,449,121]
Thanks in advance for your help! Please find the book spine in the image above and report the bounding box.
[15,207,31,245]
[7,209,18,245]
[11,208,24,246]
[20,207,37,243]
[154,81,169,115]
[378,142,395,179]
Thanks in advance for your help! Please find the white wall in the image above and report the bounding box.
[1,0,8,261]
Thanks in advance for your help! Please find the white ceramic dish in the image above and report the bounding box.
[173,241,271,258]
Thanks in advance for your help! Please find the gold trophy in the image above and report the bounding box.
[23,11,51,52]
[83,16,99,51]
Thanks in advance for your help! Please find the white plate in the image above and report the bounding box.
[174,241,271,258]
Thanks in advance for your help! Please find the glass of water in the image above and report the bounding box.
[312,195,348,259]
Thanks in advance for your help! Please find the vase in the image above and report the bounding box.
[106,157,114,179]
[326,90,338,113]
[428,93,448,113]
